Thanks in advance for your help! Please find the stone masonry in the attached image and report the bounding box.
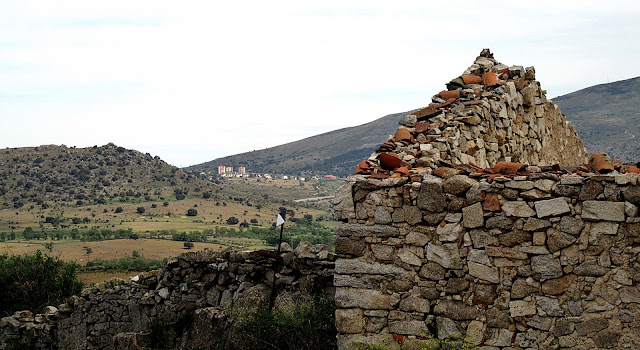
[355,49,588,179]
[334,171,640,349]
[0,243,334,350]
[334,50,640,349]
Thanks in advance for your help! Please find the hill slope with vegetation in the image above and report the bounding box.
[553,76,640,162]
[0,144,338,263]
[185,110,412,177]
[0,143,208,208]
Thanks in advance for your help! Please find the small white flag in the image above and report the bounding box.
[276,214,285,227]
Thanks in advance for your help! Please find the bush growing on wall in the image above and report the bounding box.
[0,251,83,317]
[222,291,336,350]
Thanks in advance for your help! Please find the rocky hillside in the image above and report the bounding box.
[185,110,412,177]
[553,76,640,162]
[187,75,640,177]
[0,143,210,208]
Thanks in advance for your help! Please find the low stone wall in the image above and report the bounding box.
[0,242,334,350]
[334,171,640,349]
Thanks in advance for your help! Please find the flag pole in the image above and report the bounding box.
[269,213,285,312]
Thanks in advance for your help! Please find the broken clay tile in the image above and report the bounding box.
[379,153,403,170]
[394,128,412,142]
[355,160,371,174]
[389,173,402,178]
[411,105,439,119]
[589,153,615,174]
[462,74,482,84]
[410,176,422,183]
[432,166,461,179]
[439,90,460,100]
[622,165,640,174]
[414,121,430,134]
[411,98,456,120]
[395,166,410,177]
[482,72,500,87]
[483,193,501,211]
[369,172,389,179]
[493,161,527,175]
[462,100,483,106]
[392,334,404,344]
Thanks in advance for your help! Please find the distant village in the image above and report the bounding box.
[197,165,339,181]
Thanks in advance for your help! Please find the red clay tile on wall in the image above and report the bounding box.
[482,72,500,87]
[462,74,482,84]
[589,153,614,174]
[439,90,460,100]
[379,153,403,170]
[493,161,527,175]
[395,166,410,177]
[355,160,371,174]
[394,128,412,142]
[414,121,430,134]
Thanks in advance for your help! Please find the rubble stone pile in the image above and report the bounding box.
[0,243,334,350]
[356,49,589,179]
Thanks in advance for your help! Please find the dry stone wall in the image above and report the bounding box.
[0,243,334,350]
[356,49,588,180]
[333,170,640,349]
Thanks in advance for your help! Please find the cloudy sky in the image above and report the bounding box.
[1,1,639,167]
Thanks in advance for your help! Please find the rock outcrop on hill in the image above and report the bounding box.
[356,49,589,179]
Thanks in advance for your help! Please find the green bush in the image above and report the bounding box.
[223,291,336,350]
[0,251,83,317]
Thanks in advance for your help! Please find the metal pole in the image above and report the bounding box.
[268,222,285,312]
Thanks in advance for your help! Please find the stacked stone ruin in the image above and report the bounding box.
[333,50,640,349]
[0,243,334,350]
[355,49,588,179]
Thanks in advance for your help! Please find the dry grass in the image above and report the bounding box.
[1,238,227,266]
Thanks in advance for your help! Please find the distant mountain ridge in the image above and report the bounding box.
[187,76,640,176]
[185,110,413,176]
[553,76,640,162]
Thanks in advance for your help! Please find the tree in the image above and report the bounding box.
[0,251,83,316]
[115,206,124,213]
[132,250,141,258]
[226,217,239,225]
[163,201,169,207]
[83,246,93,264]
[184,242,194,249]
[186,208,198,217]
[137,207,145,214]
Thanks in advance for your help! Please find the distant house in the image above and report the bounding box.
[218,165,226,175]
[225,166,233,174]
[324,175,337,180]
[237,166,246,174]
[264,174,272,180]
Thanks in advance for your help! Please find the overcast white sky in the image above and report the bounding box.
[1,1,639,167]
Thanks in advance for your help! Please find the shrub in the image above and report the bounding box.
[0,251,83,316]
[186,208,198,216]
[223,291,336,350]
